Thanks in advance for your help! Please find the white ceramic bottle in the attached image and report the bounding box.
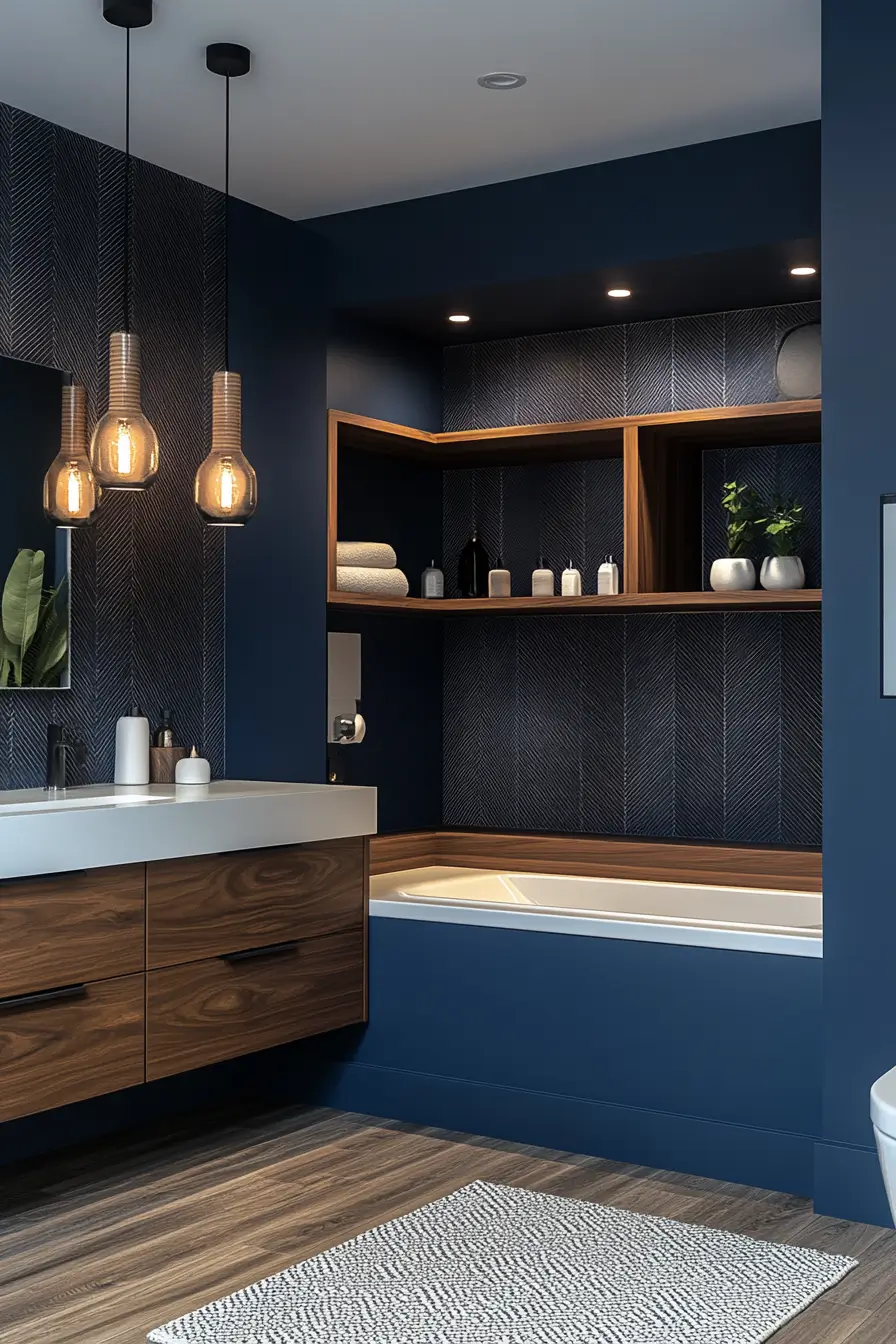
[531,557,554,597]
[597,555,620,596]
[488,557,511,597]
[114,705,150,785]
[421,560,444,599]
[561,560,582,596]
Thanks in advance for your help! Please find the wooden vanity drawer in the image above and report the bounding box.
[0,865,145,997]
[146,928,364,1080]
[0,973,144,1122]
[147,839,365,969]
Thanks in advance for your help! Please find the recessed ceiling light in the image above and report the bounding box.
[477,72,527,90]
[790,266,817,276]
[607,288,631,299]
[448,313,471,323]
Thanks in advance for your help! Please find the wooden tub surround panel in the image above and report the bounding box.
[0,839,369,1121]
[369,832,822,893]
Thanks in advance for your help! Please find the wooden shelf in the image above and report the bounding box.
[328,401,822,606]
[331,399,820,467]
[328,590,822,615]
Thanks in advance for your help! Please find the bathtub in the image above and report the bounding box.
[370,866,822,957]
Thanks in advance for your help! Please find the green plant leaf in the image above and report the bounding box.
[31,599,68,687]
[1,549,45,682]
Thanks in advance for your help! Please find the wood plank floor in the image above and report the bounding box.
[1,1104,894,1343]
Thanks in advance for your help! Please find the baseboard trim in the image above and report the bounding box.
[288,1058,815,1196]
[814,1141,893,1227]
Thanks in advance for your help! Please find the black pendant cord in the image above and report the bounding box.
[224,72,230,372]
[124,24,131,334]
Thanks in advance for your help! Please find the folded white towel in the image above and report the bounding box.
[337,542,398,569]
[336,566,410,598]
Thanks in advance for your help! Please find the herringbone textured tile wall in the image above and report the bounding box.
[442,303,821,845]
[0,105,225,787]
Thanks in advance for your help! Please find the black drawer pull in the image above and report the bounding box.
[0,870,87,887]
[220,941,300,964]
[0,983,88,1011]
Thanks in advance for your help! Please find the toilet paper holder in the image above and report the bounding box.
[333,708,366,744]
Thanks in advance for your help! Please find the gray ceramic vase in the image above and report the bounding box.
[760,556,806,590]
[709,558,757,592]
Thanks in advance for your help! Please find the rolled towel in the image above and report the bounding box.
[337,566,409,598]
[337,541,398,569]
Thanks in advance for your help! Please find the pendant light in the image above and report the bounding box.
[195,43,258,527]
[91,0,159,491]
[43,383,101,527]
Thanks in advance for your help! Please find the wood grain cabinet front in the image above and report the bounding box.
[147,840,365,969]
[146,929,365,1080]
[0,973,145,1123]
[0,865,145,998]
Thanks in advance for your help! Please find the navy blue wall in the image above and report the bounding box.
[280,918,822,1197]
[307,124,820,307]
[817,0,896,1227]
[226,202,329,782]
[327,317,444,831]
[328,315,441,432]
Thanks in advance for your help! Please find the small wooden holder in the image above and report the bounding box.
[150,746,188,784]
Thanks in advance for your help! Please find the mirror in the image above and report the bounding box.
[883,495,896,697]
[0,354,71,690]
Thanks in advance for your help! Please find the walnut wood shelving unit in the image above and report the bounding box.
[327,400,822,615]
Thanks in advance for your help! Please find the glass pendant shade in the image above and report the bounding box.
[90,332,159,489]
[195,370,257,525]
[43,384,101,527]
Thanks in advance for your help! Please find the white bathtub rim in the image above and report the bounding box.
[371,897,821,957]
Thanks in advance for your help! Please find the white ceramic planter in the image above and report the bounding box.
[760,556,806,591]
[709,558,757,592]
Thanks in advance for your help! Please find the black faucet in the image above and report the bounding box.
[46,724,86,792]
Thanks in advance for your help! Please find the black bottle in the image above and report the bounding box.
[458,531,490,598]
[153,708,175,749]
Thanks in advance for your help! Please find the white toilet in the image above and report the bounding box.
[871,1064,896,1221]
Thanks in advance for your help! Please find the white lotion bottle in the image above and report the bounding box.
[561,560,582,596]
[597,555,620,596]
[114,705,150,785]
[488,556,511,597]
[421,561,444,599]
[531,557,554,597]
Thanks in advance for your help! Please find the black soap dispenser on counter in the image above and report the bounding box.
[458,531,490,598]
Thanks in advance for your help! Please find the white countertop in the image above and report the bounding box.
[0,780,377,879]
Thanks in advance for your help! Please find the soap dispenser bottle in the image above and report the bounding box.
[531,557,554,597]
[488,556,511,597]
[458,531,490,598]
[115,705,150,785]
[561,560,582,596]
[421,560,444,599]
[597,555,620,595]
[153,707,175,748]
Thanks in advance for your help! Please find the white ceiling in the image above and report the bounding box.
[0,0,820,221]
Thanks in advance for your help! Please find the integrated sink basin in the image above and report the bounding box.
[0,780,377,880]
[0,790,172,814]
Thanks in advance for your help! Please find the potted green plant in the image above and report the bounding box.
[0,549,69,688]
[760,497,805,590]
[710,481,762,592]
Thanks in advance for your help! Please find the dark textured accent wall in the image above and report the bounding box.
[0,104,225,787]
[442,302,822,846]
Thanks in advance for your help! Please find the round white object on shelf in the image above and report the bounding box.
[175,752,211,785]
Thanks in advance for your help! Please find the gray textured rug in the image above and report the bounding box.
[148,1180,856,1343]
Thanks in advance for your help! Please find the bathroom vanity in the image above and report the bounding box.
[0,781,376,1123]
